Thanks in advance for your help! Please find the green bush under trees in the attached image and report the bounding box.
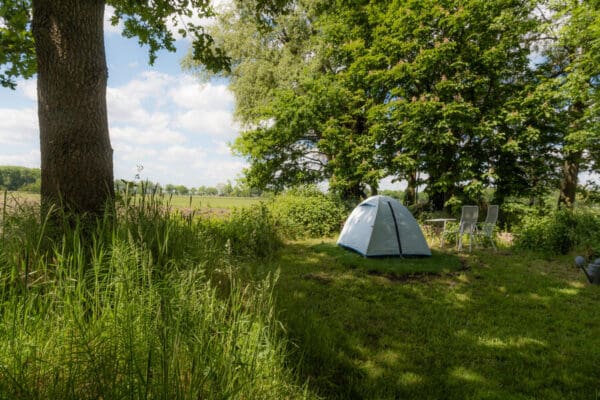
[268,187,346,239]
[515,208,600,255]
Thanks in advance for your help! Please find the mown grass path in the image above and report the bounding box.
[267,239,600,399]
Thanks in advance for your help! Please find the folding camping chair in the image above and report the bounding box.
[475,205,499,251]
[441,205,479,252]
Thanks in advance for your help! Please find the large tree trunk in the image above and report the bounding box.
[32,0,114,217]
[557,150,581,208]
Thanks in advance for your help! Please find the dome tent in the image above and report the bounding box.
[337,195,431,257]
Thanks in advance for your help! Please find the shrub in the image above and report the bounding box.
[514,208,600,255]
[208,203,283,259]
[269,187,346,239]
[113,194,281,265]
[500,198,547,230]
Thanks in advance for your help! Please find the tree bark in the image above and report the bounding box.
[404,171,417,207]
[32,0,114,216]
[557,150,581,208]
[369,185,378,196]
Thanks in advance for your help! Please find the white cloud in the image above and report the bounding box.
[104,5,124,35]
[103,70,243,185]
[114,71,173,101]
[160,145,207,163]
[0,34,244,187]
[0,149,40,167]
[170,80,233,111]
[111,126,186,145]
[19,79,37,101]
[107,88,150,123]
[176,109,236,137]
[212,140,232,155]
[113,142,245,187]
[0,108,38,144]
[107,71,238,144]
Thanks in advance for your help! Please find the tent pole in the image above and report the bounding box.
[387,201,403,257]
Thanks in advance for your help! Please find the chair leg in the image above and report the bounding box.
[490,234,497,251]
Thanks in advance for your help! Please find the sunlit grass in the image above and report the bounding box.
[263,241,600,399]
[0,191,262,213]
[3,191,599,399]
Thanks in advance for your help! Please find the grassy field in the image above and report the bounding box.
[258,239,600,399]
[0,191,263,212]
[166,194,263,210]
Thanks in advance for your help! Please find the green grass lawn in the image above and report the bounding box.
[261,239,600,399]
[1,191,263,212]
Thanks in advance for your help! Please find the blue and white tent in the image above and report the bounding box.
[337,195,431,257]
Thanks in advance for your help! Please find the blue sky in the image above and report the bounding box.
[0,6,246,188]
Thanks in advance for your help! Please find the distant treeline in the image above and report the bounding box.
[0,166,262,197]
[0,166,41,192]
[115,179,263,197]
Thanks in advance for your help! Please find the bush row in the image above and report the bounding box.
[268,186,346,239]
[514,208,600,255]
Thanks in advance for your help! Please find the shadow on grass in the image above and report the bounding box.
[309,241,465,276]
[270,241,600,400]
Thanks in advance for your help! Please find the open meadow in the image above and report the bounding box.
[1,191,263,216]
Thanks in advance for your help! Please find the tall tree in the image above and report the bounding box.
[364,0,538,210]
[0,0,278,216]
[193,0,382,202]
[535,0,600,207]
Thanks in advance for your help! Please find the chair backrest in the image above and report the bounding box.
[459,205,478,233]
[484,205,499,225]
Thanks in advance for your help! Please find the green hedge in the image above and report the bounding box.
[268,187,346,239]
[514,208,600,255]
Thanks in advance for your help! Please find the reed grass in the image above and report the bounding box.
[0,192,309,399]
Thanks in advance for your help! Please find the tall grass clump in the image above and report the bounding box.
[0,194,309,399]
[269,186,346,239]
[514,207,600,255]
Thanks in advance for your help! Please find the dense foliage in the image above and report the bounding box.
[514,207,600,255]
[0,166,40,192]
[268,186,346,238]
[193,0,599,210]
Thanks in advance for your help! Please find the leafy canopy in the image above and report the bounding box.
[0,0,286,89]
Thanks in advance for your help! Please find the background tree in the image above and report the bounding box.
[534,0,600,207]
[365,0,538,210]
[200,0,549,209]
[0,166,41,191]
[194,0,382,203]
